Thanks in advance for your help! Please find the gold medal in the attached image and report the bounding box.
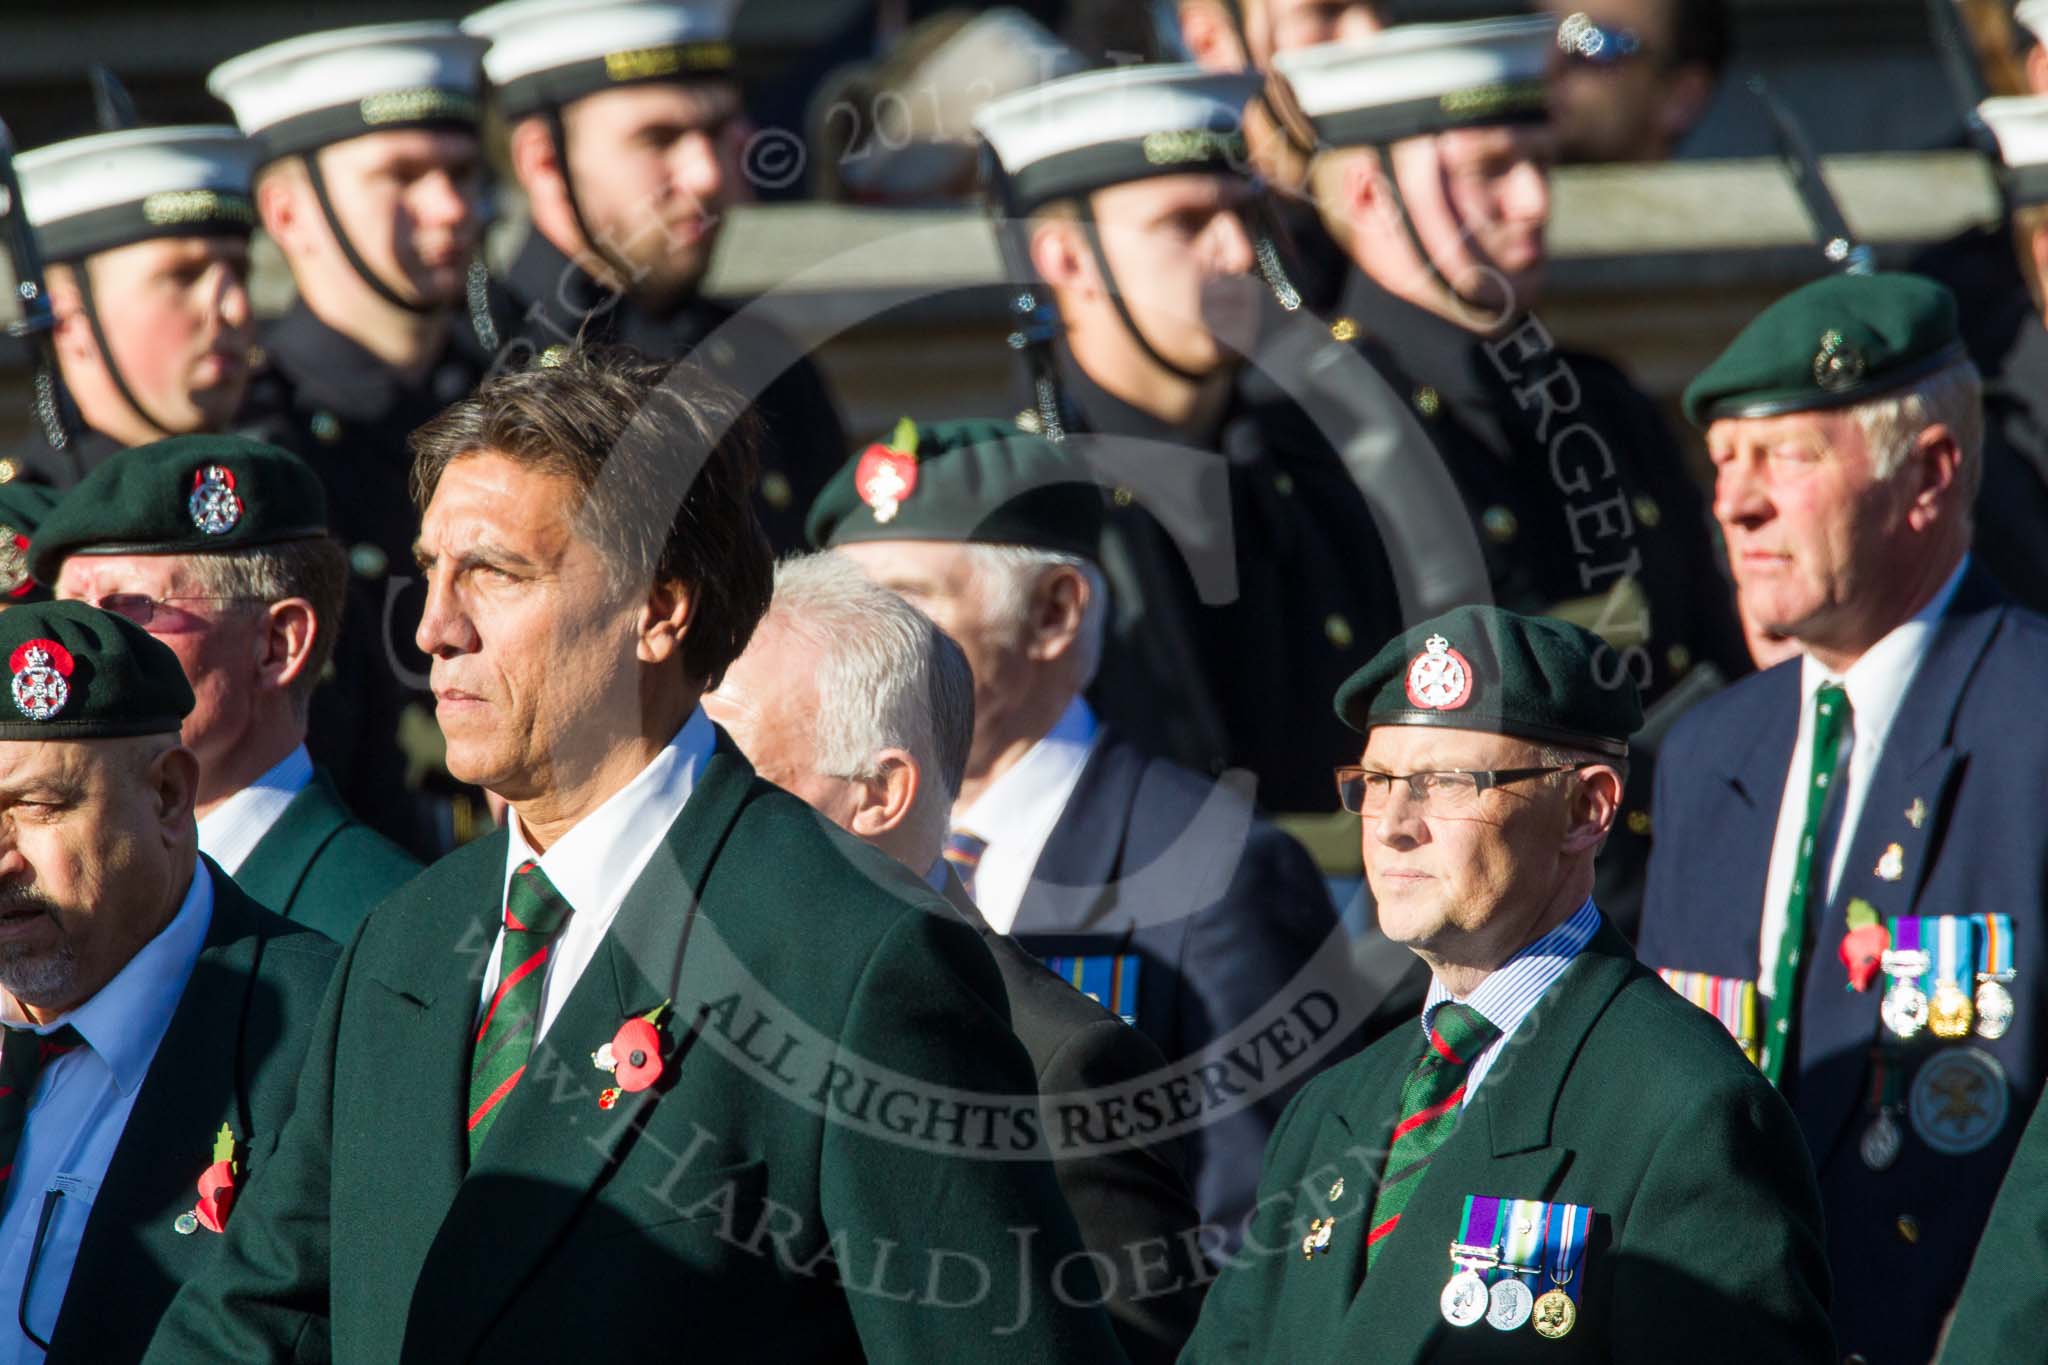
[1929,980,1974,1039]
[1532,1288,1576,1339]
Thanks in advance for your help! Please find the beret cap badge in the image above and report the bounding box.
[854,417,922,525]
[10,639,74,722]
[0,530,30,600]
[1405,633,1473,711]
[188,464,243,536]
[1812,329,1867,394]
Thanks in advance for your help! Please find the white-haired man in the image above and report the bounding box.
[1641,272,2048,1365]
[807,418,1353,1252]
[705,551,1207,1365]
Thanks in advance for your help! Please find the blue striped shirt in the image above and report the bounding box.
[1421,898,1602,1107]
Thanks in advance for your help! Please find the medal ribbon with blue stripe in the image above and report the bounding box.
[1933,915,1974,993]
[1977,913,2013,979]
[1544,1201,1592,1305]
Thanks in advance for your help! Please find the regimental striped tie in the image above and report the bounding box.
[1365,1002,1501,1272]
[943,829,988,898]
[468,860,573,1159]
[0,1025,81,1199]
[1759,683,1851,1088]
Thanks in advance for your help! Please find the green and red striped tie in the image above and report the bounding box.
[0,1025,82,1199]
[1365,1002,1500,1271]
[468,860,573,1159]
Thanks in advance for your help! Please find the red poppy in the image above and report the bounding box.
[194,1160,237,1233]
[611,1017,664,1092]
[1839,922,1891,993]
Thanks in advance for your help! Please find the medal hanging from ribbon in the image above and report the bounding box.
[1534,1201,1591,1339]
[1657,969,1760,1065]
[1486,1198,1546,1331]
[1973,913,2016,1040]
[1880,917,1930,1040]
[1859,1046,1904,1172]
[1441,1197,1501,1328]
[1928,915,1977,1039]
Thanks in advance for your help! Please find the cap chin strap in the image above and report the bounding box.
[1371,143,1512,326]
[71,262,185,442]
[1077,192,1217,387]
[544,109,643,304]
[980,142,1080,443]
[301,151,443,318]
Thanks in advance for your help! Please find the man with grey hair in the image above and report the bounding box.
[807,418,1348,1252]
[1640,273,2048,1365]
[705,551,1207,1364]
[31,436,419,941]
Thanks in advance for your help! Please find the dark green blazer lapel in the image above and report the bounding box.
[1334,923,1636,1363]
[232,771,352,916]
[404,746,756,1364]
[51,863,266,1359]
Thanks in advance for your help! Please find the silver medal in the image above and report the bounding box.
[1441,1269,1489,1327]
[1487,1277,1534,1331]
[1881,980,1929,1040]
[1975,978,2016,1040]
[1860,1109,1902,1172]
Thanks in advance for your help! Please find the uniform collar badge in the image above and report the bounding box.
[1406,632,1474,711]
[9,638,73,721]
[188,463,243,536]
[855,417,921,525]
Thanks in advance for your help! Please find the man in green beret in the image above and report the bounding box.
[811,416,1354,1254]
[32,434,418,940]
[1181,604,1834,1362]
[0,599,337,1359]
[1641,271,2048,1365]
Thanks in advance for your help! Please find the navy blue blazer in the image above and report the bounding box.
[1007,729,1354,1249]
[1639,566,2048,1365]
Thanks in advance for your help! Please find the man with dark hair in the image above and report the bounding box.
[460,0,847,550]
[0,599,338,1361]
[33,436,418,940]
[144,348,1126,1363]
[1543,0,1732,165]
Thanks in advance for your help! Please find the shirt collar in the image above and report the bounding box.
[196,745,314,874]
[1421,897,1602,1039]
[3,858,216,1097]
[1799,556,1969,742]
[951,696,1099,845]
[501,708,717,919]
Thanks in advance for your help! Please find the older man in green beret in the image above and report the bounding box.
[1641,271,2048,1365]
[31,435,417,939]
[0,600,337,1360]
[1181,604,1834,1362]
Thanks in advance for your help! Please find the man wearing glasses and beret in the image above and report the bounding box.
[31,435,418,940]
[1181,604,1833,1362]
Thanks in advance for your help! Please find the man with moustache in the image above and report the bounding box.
[1181,605,1833,1362]
[1269,18,1749,932]
[143,348,1123,1363]
[0,599,337,1362]
[212,22,500,853]
[461,0,847,549]
[4,124,257,488]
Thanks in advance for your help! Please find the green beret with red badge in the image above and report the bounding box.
[0,598,195,741]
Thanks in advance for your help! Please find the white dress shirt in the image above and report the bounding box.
[477,709,715,1042]
[1756,559,1968,996]
[196,745,314,876]
[948,697,1101,934]
[1421,898,1601,1107]
[0,858,214,1362]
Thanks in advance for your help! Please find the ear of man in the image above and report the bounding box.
[1023,564,1089,666]
[847,749,919,841]
[258,597,320,694]
[1903,425,1964,534]
[1027,213,1096,298]
[1560,763,1625,855]
[1178,0,1252,72]
[145,739,202,835]
[636,578,695,666]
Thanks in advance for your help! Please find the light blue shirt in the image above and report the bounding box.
[0,857,214,1361]
[1421,898,1601,1107]
[196,745,314,877]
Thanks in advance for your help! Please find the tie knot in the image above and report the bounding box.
[0,1024,82,1087]
[1427,1002,1500,1065]
[943,829,988,866]
[505,860,573,936]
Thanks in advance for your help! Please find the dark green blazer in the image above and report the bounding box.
[1179,920,1836,1364]
[232,769,420,942]
[144,741,1128,1364]
[45,859,339,1363]
[1939,1086,2048,1361]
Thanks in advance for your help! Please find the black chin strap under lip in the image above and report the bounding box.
[302,150,442,318]
[543,108,642,311]
[72,259,185,442]
[1370,141,1514,329]
[1077,191,1219,387]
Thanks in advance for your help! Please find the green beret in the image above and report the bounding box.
[1682,273,1967,427]
[0,600,194,741]
[1333,605,1642,757]
[805,418,1104,561]
[0,484,62,604]
[29,434,328,585]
